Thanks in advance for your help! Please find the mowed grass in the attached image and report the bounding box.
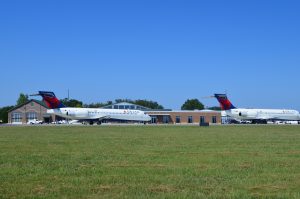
[0,125,300,198]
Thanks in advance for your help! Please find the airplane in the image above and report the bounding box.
[32,91,151,125]
[214,94,300,124]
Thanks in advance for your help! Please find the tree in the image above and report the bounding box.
[83,101,113,108]
[134,99,164,109]
[114,99,164,109]
[61,98,83,107]
[208,106,221,111]
[115,99,134,104]
[17,93,29,105]
[0,106,14,123]
[181,99,204,110]
[83,99,164,109]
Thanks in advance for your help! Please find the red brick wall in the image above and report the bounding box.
[146,111,221,124]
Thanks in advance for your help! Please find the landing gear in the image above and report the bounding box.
[89,121,94,125]
[251,119,267,124]
[97,121,102,125]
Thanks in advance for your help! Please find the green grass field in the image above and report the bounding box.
[0,125,300,198]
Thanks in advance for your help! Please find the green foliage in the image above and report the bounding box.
[16,93,28,105]
[0,126,299,198]
[61,98,83,107]
[83,101,112,108]
[115,99,133,104]
[63,97,163,109]
[134,99,164,109]
[208,106,222,111]
[114,99,164,109]
[181,99,204,110]
[87,99,164,109]
[0,106,14,123]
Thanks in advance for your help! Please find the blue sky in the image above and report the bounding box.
[1,0,300,110]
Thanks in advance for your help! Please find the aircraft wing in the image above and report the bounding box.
[256,115,286,120]
[256,116,273,120]
[89,114,110,120]
[78,115,111,125]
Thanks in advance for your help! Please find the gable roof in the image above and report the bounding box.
[8,99,48,112]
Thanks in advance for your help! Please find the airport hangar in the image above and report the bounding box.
[8,100,222,124]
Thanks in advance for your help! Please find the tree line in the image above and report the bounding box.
[0,93,220,123]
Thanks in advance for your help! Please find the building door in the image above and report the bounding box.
[151,116,157,124]
[176,116,181,123]
[163,115,169,124]
[212,116,217,123]
[200,116,205,124]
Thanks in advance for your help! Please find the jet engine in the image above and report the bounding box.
[238,111,248,117]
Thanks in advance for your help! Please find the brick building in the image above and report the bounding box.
[146,110,221,124]
[8,100,55,124]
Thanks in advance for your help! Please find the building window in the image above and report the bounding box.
[130,105,135,109]
[188,116,193,123]
[212,116,217,123]
[12,112,22,123]
[125,105,130,109]
[136,106,142,110]
[176,116,181,123]
[163,115,169,124]
[114,105,118,109]
[119,105,124,109]
[26,112,37,121]
[200,116,205,123]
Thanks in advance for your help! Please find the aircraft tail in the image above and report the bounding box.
[214,94,236,110]
[36,91,65,109]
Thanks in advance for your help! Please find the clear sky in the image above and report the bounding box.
[1,0,300,110]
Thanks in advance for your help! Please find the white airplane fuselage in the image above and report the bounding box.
[225,108,300,121]
[47,108,151,122]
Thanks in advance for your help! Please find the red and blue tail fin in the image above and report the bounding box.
[214,94,236,110]
[38,91,65,109]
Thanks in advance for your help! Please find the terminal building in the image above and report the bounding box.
[94,102,221,124]
[146,110,220,124]
[8,101,221,124]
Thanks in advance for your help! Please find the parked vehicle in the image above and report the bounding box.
[285,121,298,125]
[51,120,67,124]
[27,119,43,125]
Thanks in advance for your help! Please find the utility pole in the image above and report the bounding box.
[67,89,69,124]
